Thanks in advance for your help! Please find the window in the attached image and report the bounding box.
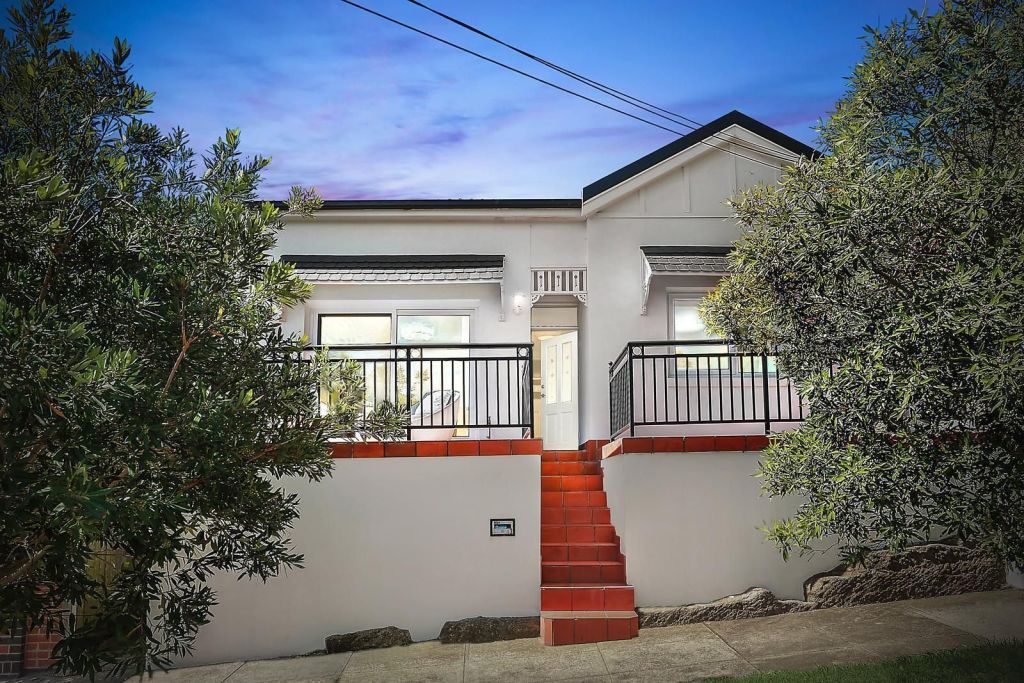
[397,314,471,435]
[314,312,476,433]
[396,314,470,345]
[316,315,393,416]
[671,297,729,371]
[318,314,391,346]
[669,298,777,375]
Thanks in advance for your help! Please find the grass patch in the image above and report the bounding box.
[719,641,1024,682]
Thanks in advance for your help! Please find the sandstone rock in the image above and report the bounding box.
[437,616,540,644]
[324,626,412,653]
[637,587,813,628]
[805,542,1005,608]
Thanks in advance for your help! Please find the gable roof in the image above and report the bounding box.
[582,110,819,202]
[270,111,818,211]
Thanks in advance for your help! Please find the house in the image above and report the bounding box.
[184,111,841,662]
[275,110,816,448]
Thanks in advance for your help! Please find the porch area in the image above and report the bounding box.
[304,337,812,444]
[609,340,809,439]
[308,342,535,441]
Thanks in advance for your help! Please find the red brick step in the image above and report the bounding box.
[540,611,638,645]
[540,585,635,611]
[537,449,637,645]
[541,542,621,562]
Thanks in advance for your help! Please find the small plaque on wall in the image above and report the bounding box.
[490,518,515,537]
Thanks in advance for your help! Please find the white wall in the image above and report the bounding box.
[581,149,756,440]
[602,452,839,606]
[276,217,585,348]
[186,456,540,665]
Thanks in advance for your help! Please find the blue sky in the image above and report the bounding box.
[61,1,912,199]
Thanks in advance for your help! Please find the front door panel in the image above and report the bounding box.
[540,331,578,450]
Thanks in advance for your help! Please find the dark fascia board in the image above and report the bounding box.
[641,246,732,256]
[280,254,505,270]
[582,110,820,202]
[267,198,581,211]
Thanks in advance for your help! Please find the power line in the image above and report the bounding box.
[336,0,786,169]
[405,0,794,162]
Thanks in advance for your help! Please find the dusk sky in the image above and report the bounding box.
[62,1,913,200]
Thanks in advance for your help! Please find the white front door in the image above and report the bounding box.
[540,331,578,450]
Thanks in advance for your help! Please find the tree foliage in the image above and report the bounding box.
[703,0,1024,565]
[0,1,404,676]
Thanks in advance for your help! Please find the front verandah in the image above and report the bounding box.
[309,338,807,445]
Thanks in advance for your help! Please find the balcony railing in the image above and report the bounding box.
[303,343,533,440]
[609,340,809,438]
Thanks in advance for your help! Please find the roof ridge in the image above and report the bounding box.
[582,111,819,202]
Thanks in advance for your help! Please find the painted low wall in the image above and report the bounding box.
[602,451,839,607]
[1009,566,1024,589]
[186,455,540,665]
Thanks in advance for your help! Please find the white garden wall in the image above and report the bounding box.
[601,451,840,607]
[185,455,540,665]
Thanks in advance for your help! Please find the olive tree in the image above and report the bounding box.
[703,0,1024,565]
[0,1,403,676]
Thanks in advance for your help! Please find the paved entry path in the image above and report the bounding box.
[30,589,1024,682]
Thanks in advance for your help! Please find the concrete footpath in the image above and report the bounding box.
[26,589,1024,683]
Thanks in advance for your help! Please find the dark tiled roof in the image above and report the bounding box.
[281,254,505,282]
[271,199,581,211]
[280,254,504,270]
[583,111,819,201]
[642,246,732,274]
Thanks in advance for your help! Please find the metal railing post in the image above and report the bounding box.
[608,360,614,439]
[404,347,412,441]
[627,343,636,437]
[526,344,534,438]
[761,352,771,435]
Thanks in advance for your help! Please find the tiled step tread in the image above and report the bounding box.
[541,560,624,566]
[541,610,638,619]
[541,585,635,611]
[542,543,621,562]
[541,582,628,588]
[541,508,613,522]
[541,463,603,475]
[542,542,619,547]
[542,526,618,544]
[541,491,608,507]
[541,475,604,492]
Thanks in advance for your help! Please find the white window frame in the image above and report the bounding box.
[315,309,476,346]
[666,289,776,383]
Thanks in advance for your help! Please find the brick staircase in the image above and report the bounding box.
[539,449,638,645]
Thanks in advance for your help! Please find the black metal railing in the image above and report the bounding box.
[306,343,533,440]
[609,340,808,437]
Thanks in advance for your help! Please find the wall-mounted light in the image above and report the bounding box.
[512,292,527,315]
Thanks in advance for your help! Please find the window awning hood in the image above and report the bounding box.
[640,246,731,315]
[281,254,504,283]
[280,254,508,318]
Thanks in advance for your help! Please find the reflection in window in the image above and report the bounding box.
[319,315,391,346]
[397,315,470,345]
[397,314,471,434]
[672,300,728,371]
[317,315,393,416]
